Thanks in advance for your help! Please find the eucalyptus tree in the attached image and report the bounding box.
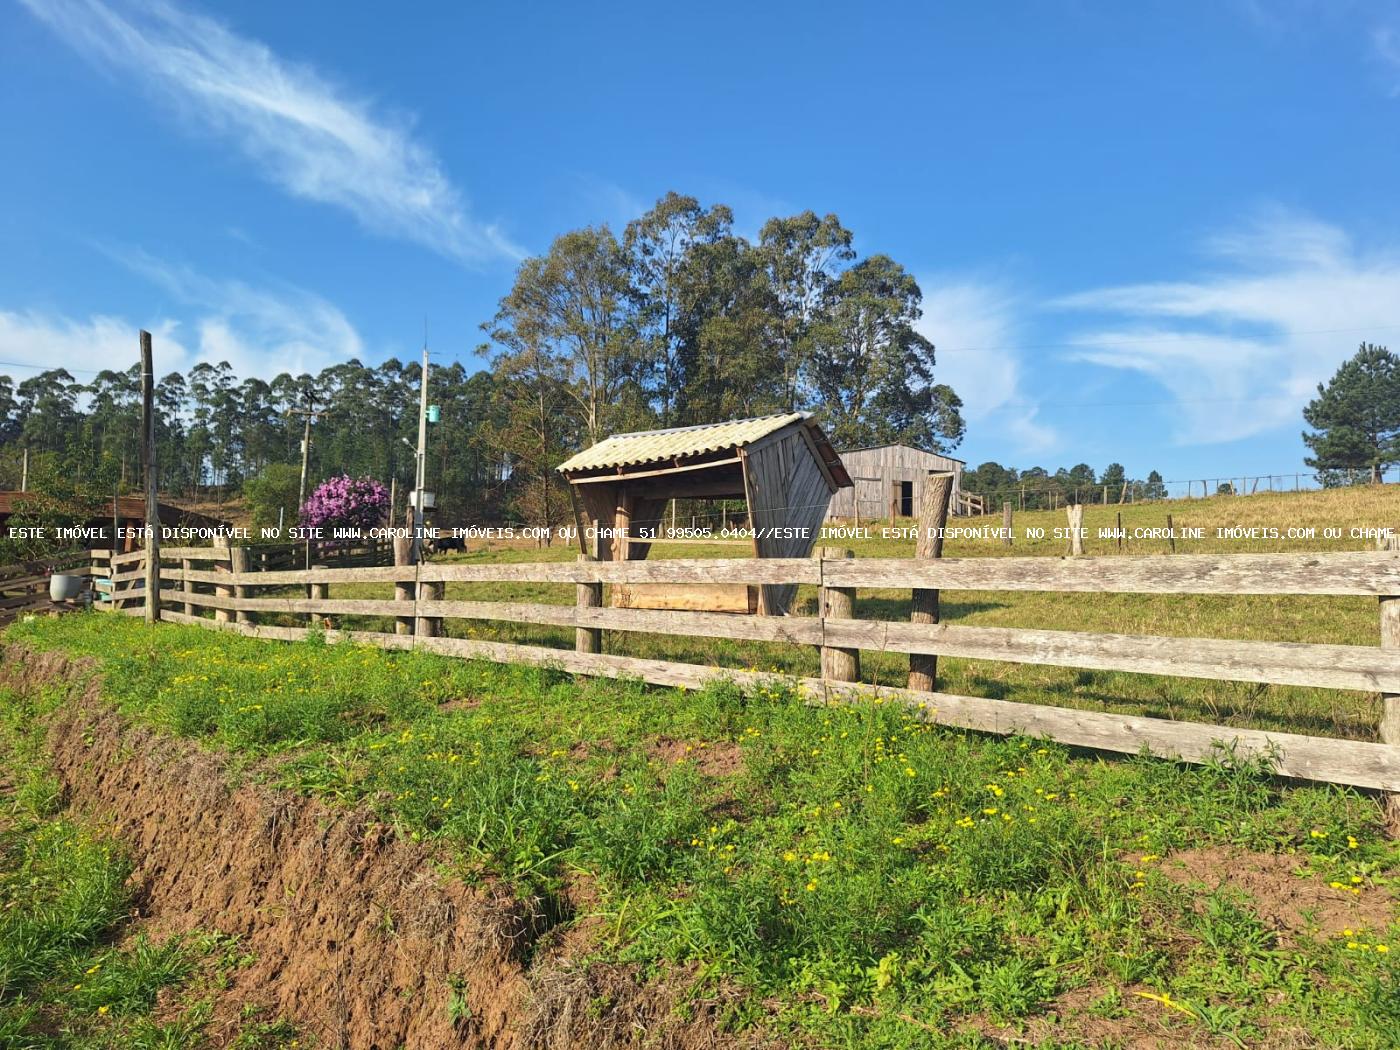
[808,254,963,451]
[758,211,855,412]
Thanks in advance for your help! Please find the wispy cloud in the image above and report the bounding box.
[1053,209,1400,445]
[916,277,1058,457]
[0,254,363,382]
[20,0,522,263]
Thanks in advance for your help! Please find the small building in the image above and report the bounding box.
[825,445,970,520]
[557,412,852,614]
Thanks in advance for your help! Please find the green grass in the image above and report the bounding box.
[10,613,1400,1047]
[0,681,302,1049]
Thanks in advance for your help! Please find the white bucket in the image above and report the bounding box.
[49,574,83,601]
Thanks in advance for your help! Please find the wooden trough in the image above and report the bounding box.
[557,413,852,615]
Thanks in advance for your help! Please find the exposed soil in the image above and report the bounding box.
[0,645,755,1050]
[646,737,744,778]
[1159,846,1395,944]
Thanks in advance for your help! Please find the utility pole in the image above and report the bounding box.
[412,345,430,563]
[19,446,27,493]
[140,330,161,624]
[286,390,321,518]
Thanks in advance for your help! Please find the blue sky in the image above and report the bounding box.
[6,0,1400,489]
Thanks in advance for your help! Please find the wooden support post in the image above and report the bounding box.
[181,557,193,616]
[1002,501,1013,546]
[416,580,443,638]
[1116,511,1123,552]
[909,472,953,692]
[1383,534,1400,834]
[309,577,329,629]
[393,536,414,636]
[140,329,160,623]
[819,547,859,684]
[230,546,252,625]
[212,535,232,623]
[576,526,602,654]
[1067,503,1085,556]
[1166,513,1176,554]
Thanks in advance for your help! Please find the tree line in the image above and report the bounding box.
[0,192,965,529]
[961,461,1167,511]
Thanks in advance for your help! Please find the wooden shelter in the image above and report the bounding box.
[557,413,852,614]
[825,444,969,520]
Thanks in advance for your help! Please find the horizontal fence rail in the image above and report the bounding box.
[89,546,1400,794]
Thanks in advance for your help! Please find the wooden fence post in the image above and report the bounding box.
[212,535,232,623]
[181,556,193,616]
[415,578,442,637]
[307,564,329,630]
[1382,533,1400,833]
[1116,511,1123,552]
[230,546,252,625]
[1002,501,1013,546]
[576,526,602,654]
[818,547,859,684]
[140,329,160,624]
[1066,504,1085,556]
[1166,513,1176,554]
[393,536,414,636]
[910,472,954,692]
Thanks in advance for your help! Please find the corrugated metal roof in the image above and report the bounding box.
[557,412,806,473]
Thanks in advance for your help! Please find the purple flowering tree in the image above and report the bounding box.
[299,474,389,535]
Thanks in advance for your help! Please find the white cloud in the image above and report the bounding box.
[0,262,362,383]
[916,278,1059,456]
[20,0,522,263]
[1053,211,1400,445]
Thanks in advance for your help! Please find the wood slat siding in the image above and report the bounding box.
[744,428,834,613]
[826,551,1400,596]
[826,444,964,519]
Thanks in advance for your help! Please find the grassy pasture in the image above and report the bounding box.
[8,612,1399,1048]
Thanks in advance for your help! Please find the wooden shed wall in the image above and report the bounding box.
[826,446,964,519]
[742,428,835,614]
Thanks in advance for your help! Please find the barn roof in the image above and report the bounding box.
[838,442,966,465]
[558,412,808,473]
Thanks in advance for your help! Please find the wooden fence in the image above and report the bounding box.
[0,549,99,621]
[91,546,1400,795]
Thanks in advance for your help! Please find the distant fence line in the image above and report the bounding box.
[82,542,1400,802]
[964,467,1397,513]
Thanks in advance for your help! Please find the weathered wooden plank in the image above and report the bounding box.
[418,600,823,643]
[826,550,1400,596]
[612,582,757,612]
[824,620,1400,692]
[157,589,403,616]
[159,609,415,649]
[163,566,412,586]
[820,682,1400,792]
[417,558,821,585]
[159,546,232,561]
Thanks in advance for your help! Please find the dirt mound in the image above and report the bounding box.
[1,645,753,1050]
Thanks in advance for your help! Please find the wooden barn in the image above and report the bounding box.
[825,444,972,521]
[557,413,852,615]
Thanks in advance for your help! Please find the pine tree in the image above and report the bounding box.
[1303,343,1400,483]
